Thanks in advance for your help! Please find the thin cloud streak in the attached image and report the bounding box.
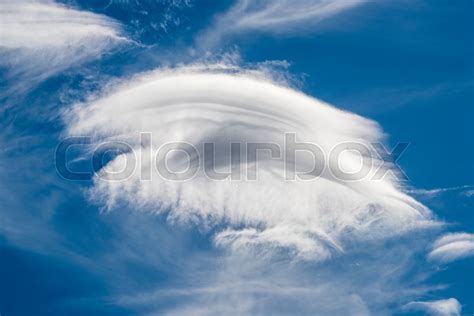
[197,0,366,51]
[407,185,474,198]
[404,298,462,316]
[428,232,474,263]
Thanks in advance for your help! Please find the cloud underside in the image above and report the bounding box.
[67,65,434,260]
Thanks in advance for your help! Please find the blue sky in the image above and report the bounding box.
[0,1,473,315]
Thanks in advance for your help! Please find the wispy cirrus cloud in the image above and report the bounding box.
[404,298,462,316]
[197,0,367,50]
[222,0,365,33]
[113,228,440,315]
[0,0,128,91]
[0,0,131,269]
[428,232,474,263]
[407,184,474,199]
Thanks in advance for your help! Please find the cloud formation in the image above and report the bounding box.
[407,185,474,199]
[66,64,433,260]
[404,298,462,316]
[1,1,470,315]
[0,0,127,87]
[428,232,474,263]
[223,0,365,33]
[197,0,366,49]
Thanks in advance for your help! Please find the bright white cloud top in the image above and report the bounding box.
[0,0,126,82]
[428,232,474,263]
[66,65,433,260]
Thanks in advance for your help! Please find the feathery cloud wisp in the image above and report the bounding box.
[404,298,461,316]
[0,0,127,87]
[428,232,474,263]
[225,0,365,33]
[197,0,366,50]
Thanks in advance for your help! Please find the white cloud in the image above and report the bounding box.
[404,298,462,316]
[1,2,466,314]
[197,0,366,49]
[407,185,474,199]
[225,0,365,32]
[114,233,438,315]
[65,64,434,260]
[428,232,474,263]
[0,0,127,87]
[462,189,474,197]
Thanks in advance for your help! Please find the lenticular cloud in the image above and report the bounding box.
[66,65,432,259]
